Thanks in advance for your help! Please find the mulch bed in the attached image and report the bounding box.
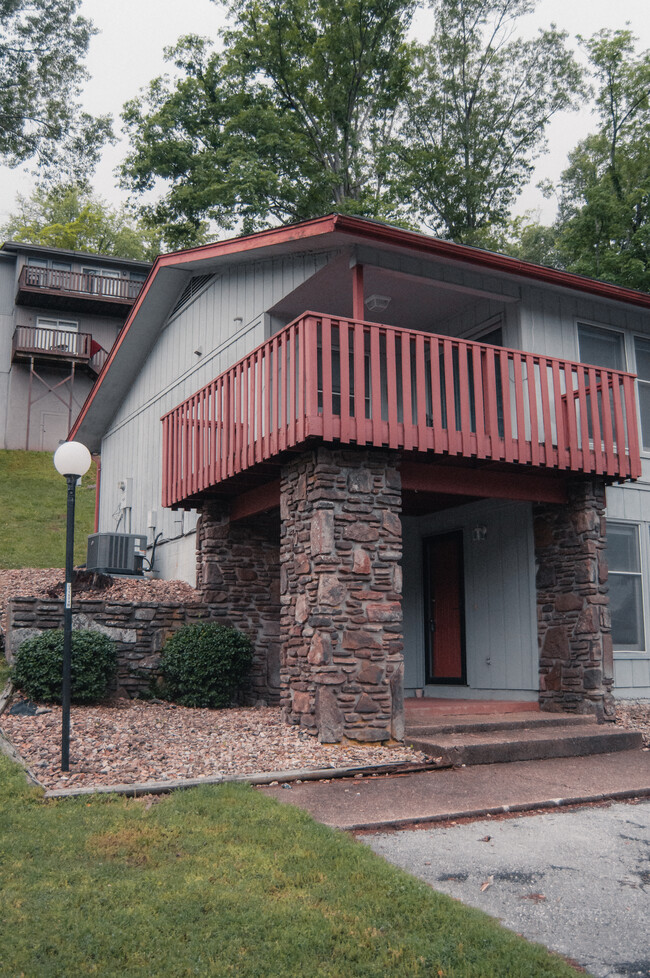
[0,698,426,791]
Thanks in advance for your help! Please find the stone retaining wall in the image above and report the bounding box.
[534,477,613,719]
[6,596,207,697]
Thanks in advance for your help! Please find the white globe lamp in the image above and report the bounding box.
[53,441,92,478]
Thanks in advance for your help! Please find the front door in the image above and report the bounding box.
[424,531,466,684]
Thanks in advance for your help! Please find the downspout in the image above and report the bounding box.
[93,455,101,533]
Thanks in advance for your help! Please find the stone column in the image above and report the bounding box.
[196,501,281,704]
[534,477,613,719]
[280,446,404,743]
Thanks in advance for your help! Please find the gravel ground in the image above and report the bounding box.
[615,700,650,747]
[0,700,425,790]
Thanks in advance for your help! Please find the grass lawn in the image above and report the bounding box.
[0,450,96,568]
[0,754,578,978]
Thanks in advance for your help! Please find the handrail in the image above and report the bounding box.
[161,312,642,508]
[12,324,93,359]
[18,265,143,301]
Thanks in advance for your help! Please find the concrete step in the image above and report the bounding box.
[405,710,595,737]
[406,723,644,767]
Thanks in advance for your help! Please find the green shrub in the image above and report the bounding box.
[12,629,116,704]
[160,623,253,709]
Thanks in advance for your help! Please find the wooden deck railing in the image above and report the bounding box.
[13,324,93,359]
[161,313,641,508]
[19,265,143,302]
[12,325,108,373]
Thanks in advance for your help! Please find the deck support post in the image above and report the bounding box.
[534,477,613,719]
[279,446,404,743]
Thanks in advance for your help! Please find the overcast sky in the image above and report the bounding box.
[1,0,649,231]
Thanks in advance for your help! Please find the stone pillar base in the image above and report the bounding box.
[280,447,404,743]
[534,478,613,720]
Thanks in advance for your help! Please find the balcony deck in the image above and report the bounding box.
[16,266,143,315]
[12,325,108,375]
[161,313,641,510]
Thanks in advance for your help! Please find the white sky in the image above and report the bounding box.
[0,0,649,229]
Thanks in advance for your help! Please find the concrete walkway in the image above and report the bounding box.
[366,800,650,978]
[260,749,650,830]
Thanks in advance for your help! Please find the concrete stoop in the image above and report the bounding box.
[405,711,643,766]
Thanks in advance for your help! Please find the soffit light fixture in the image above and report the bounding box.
[364,294,391,312]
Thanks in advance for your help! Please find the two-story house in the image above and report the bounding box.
[0,241,150,451]
[70,215,650,744]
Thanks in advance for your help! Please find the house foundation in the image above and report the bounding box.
[196,502,282,704]
[280,447,404,743]
[534,477,613,719]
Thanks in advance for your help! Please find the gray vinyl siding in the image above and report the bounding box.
[402,500,537,694]
[97,251,335,579]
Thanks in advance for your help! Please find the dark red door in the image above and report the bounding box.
[424,531,466,684]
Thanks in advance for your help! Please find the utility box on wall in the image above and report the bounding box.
[86,532,147,575]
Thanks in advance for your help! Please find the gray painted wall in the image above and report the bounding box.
[402,500,538,697]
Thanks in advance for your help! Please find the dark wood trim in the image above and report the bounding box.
[401,460,569,504]
[230,480,280,522]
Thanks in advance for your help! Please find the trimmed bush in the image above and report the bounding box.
[12,629,116,704]
[160,623,253,709]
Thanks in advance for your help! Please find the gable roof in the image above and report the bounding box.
[70,212,650,450]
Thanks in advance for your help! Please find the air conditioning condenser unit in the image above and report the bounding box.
[86,532,147,575]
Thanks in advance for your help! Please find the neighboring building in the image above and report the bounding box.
[71,215,650,742]
[0,241,150,451]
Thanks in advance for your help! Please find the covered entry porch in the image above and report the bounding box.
[163,311,638,743]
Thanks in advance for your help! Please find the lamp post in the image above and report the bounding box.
[53,441,91,772]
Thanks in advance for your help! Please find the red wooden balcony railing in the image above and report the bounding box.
[161,313,641,508]
[18,265,143,302]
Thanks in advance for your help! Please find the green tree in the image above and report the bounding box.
[120,0,416,248]
[2,184,160,260]
[553,30,650,290]
[394,0,583,244]
[0,0,111,176]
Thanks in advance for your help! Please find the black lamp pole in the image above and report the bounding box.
[61,472,77,772]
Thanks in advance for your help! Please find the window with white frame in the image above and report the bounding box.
[578,322,626,370]
[82,265,121,296]
[607,522,645,652]
[35,316,79,354]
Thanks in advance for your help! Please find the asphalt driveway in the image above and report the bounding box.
[365,800,650,978]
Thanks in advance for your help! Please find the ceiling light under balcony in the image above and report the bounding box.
[364,293,391,312]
